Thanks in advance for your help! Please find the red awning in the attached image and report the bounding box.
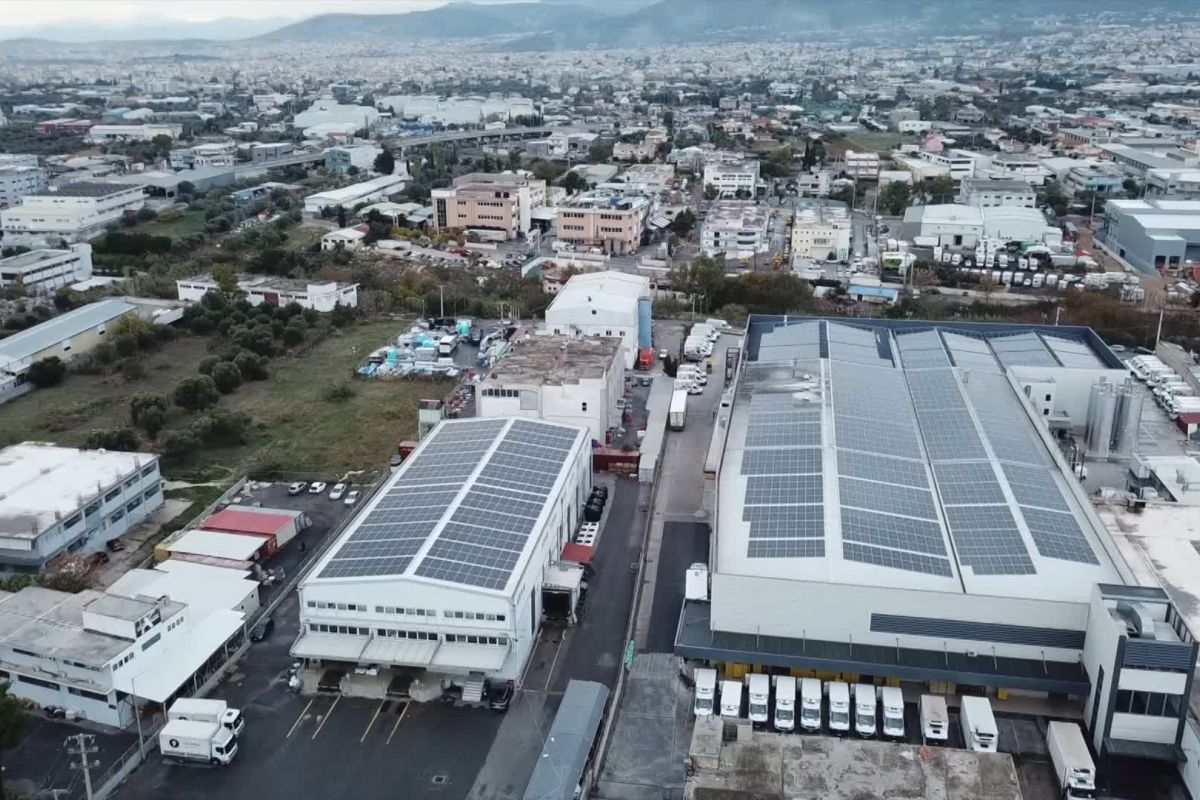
[561,542,595,565]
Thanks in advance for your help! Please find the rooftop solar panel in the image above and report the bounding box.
[843,541,954,577]
[839,477,939,520]
[1000,464,1071,512]
[840,507,948,554]
[748,539,825,558]
[836,450,929,489]
[1019,506,1100,564]
[942,504,1036,575]
[740,447,823,476]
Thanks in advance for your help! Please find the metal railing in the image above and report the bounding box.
[91,717,166,800]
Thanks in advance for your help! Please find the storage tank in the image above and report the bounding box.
[637,297,652,348]
[1113,379,1144,459]
[1087,382,1117,460]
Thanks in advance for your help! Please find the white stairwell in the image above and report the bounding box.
[462,677,485,704]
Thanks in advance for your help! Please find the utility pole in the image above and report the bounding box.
[66,733,98,800]
[439,285,445,319]
[1155,306,1165,349]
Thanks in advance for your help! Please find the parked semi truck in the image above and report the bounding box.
[168,697,245,737]
[669,389,688,431]
[159,719,238,766]
[1047,721,1097,799]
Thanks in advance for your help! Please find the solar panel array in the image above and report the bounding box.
[739,388,825,559]
[894,329,951,370]
[826,322,892,366]
[942,331,1000,371]
[989,332,1060,369]
[1042,333,1105,369]
[320,418,582,589]
[758,320,821,362]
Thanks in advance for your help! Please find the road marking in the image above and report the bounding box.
[360,700,385,743]
[311,694,340,740]
[286,698,314,739]
[386,701,410,745]
[541,630,568,692]
[517,630,542,688]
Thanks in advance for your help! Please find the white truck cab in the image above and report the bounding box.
[772,675,796,732]
[799,678,822,732]
[746,673,770,727]
[879,686,905,739]
[920,694,949,744]
[719,680,743,718]
[826,681,851,735]
[693,668,716,717]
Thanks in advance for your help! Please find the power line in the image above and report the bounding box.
[65,733,99,800]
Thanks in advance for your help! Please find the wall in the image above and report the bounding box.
[1011,367,1128,429]
[4,672,126,727]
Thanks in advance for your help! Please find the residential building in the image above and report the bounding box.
[0,442,162,570]
[544,271,651,370]
[843,150,881,180]
[791,206,851,263]
[677,316,1193,765]
[292,417,591,690]
[0,182,147,247]
[702,159,761,198]
[431,173,547,240]
[918,149,982,182]
[85,124,182,143]
[901,204,984,247]
[1062,165,1127,196]
[249,142,294,163]
[0,243,92,294]
[0,163,47,210]
[700,201,770,261]
[612,130,667,162]
[325,143,383,174]
[959,179,1036,209]
[303,173,407,215]
[321,226,368,252]
[794,170,832,197]
[478,335,624,444]
[555,191,650,256]
[1099,199,1200,274]
[954,103,986,124]
[176,274,358,312]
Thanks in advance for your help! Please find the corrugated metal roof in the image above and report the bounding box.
[522,680,609,800]
[203,507,296,536]
[0,299,137,367]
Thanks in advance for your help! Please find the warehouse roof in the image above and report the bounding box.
[483,334,622,385]
[309,417,587,595]
[202,507,301,536]
[0,299,138,370]
[716,317,1125,601]
[545,271,649,317]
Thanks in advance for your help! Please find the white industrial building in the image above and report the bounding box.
[902,204,984,247]
[0,162,47,210]
[0,443,163,571]
[702,159,760,198]
[981,206,1059,246]
[85,124,182,143]
[0,243,92,294]
[677,317,1198,764]
[842,150,881,180]
[544,271,652,371]
[791,206,851,263]
[292,417,591,697]
[700,202,770,261]
[176,273,359,312]
[478,335,624,444]
[0,182,147,247]
[303,173,407,215]
[959,178,1036,209]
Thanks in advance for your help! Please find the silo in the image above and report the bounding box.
[637,297,652,349]
[1114,380,1145,459]
[1090,383,1117,461]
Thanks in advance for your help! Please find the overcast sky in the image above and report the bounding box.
[0,0,509,32]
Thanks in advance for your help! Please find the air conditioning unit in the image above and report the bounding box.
[966,650,978,658]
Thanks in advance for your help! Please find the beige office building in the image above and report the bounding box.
[556,192,650,255]
[431,173,546,240]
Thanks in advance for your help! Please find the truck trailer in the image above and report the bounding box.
[159,719,238,766]
[920,694,949,744]
[669,389,688,431]
[1047,721,1097,799]
[167,697,245,737]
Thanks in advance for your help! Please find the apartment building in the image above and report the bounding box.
[431,172,547,240]
[843,150,881,180]
[0,183,147,247]
[555,191,650,255]
[85,124,182,143]
[0,163,47,210]
[612,130,668,162]
[791,206,851,263]
[959,178,1036,209]
[700,201,771,261]
[1063,165,1127,196]
[1146,168,1200,200]
[0,243,92,294]
[702,158,760,198]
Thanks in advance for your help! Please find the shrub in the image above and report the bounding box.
[323,382,356,402]
[173,375,220,412]
[210,361,243,394]
[26,357,67,388]
[84,427,139,451]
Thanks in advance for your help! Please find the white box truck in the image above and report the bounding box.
[159,719,238,766]
[920,694,949,744]
[719,679,743,718]
[960,696,998,752]
[167,697,245,737]
[827,681,851,735]
[879,686,905,739]
[746,673,770,727]
[1047,721,1097,799]
[669,389,688,431]
[693,668,717,717]
[852,683,877,738]
[799,678,822,732]
[772,676,796,732]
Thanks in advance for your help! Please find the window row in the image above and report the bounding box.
[1114,689,1185,718]
[377,628,438,641]
[375,605,437,617]
[310,623,370,635]
[444,610,506,622]
[482,388,519,399]
[307,600,368,612]
[445,634,509,646]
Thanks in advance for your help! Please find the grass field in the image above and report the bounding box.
[841,131,909,154]
[280,223,327,252]
[0,319,450,481]
[135,209,209,241]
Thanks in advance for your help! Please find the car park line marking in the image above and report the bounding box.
[387,701,410,744]
[541,631,567,692]
[311,694,340,740]
[518,631,542,688]
[286,698,314,739]
[360,700,385,743]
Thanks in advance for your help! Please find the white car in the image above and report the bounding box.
[309,481,328,495]
[329,483,347,501]
[343,490,361,506]
[688,384,704,395]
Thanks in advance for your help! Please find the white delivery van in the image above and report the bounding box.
[1047,721,1097,799]
[799,678,822,732]
[826,681,851,735]
[746,673,770,727]
[852,683,877,738]
[168,697,245,737]
[719,679,743,718]
[693,668,717,717]
[879,686,905,739]
[773,676,796,732]
[920,694,949,744]
[959,696,999,752]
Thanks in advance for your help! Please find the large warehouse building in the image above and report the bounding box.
[544,271,651,371]
[292,417,591,698]
[677,317,1198,762]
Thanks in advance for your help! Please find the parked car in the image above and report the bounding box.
[288,482,307,496]
[329,483,347,501]
[658,349,669,360]
[105,538,126,552]
[344,490,361,506]
[487,681,513,712]
[309,481,328,495]
[250,618,274,642]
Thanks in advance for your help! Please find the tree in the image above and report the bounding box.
[174,375,220,413]
[703,184,719,201]
[130,393,168,426]
[160,429,200,462]
[210,361,243,394]
[234,351,269,381]
[137,407,166,440]
[1123,178,1141,197]
[210,264,242,299]
[918,175,956,205]
[0,681,28,800]
[1039,182,1071,218]
[670,208,697,236]
[588,140,613,162]
[281,319,307,346]
[670,255,728,311]
[879,181,912,215]
[559,171,588,194]
[374,147,395,175]
[26,356,67,388]
[84,427,139,451]
[336,205,348,228]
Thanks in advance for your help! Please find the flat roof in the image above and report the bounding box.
[305,174,406,203]
[0,248,79,273]
[202,507,300,535]
[308,418,587,595]
[110,608,243,702]
[26,181,140,198]
[483,335,622,386]
[0,442,156,539]
[168,529,266,561]
[715,318,1125,602]
[546,271,649,316]
[0,299,138,369]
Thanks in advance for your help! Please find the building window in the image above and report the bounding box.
[581,402,588,412]
[140,633,161,651]
[1114,689,1185,717]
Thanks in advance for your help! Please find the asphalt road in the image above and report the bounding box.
[645,522,710,653]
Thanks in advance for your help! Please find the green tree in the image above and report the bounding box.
[670,208,697,236]
[559,171,588,194]
[234,351,269,381]
[173,375,221,413]
[879,181,913,215]
[210,361,243,394]
[84,427,139,451]
[137,407,166,440]
[210,264,242,299]
[588,139,613,162]
[703,184,719,201]
[336,205,348,228]
[281,319,307,346]
[918,175,956,204]
[0,681,28,800]
[670,255,727,311]
[26,356,67,388]
[130,393,168,428]
[374,147,395,175]
[160,429,200,462]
